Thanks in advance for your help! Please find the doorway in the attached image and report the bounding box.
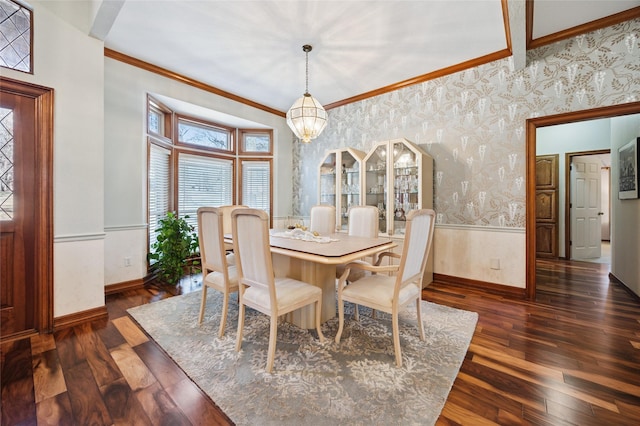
[0,77,54,341]
[525,101,640,299]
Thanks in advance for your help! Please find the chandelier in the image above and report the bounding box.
[286,44,328,143]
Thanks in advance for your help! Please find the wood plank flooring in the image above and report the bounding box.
[2,260,640,425]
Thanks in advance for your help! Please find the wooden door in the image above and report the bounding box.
[571,156,602,260]
[0,78,53,341]
[535,155,558,258]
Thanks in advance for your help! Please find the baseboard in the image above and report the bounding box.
[609,272,640,302]
[53,306,109,331]
[432,273,527,299]
[105,277,147,295]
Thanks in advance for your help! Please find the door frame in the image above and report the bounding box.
[565,149,610,261]
[526,101,640,299]
[0,76,54,339]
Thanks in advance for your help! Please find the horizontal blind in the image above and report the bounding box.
[242,160,270,213]
[149,143,171,248]
[178,153,233,230]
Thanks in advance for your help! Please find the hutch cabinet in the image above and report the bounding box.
[318,148,365,231]
[363,138,433,236]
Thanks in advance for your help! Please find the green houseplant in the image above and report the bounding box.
[148,211,200,285]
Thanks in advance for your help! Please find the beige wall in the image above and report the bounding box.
[3,2,106,316]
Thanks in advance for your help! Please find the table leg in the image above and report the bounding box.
[272,253,336,329]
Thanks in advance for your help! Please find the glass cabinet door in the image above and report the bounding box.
[319,152,337,207]
[364,143,388,234]
[391,140,419,236]
[339,150,362,230]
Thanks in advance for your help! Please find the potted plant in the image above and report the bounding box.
[148,211,200,285]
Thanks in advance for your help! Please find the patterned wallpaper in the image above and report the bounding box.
[292,18,640,228]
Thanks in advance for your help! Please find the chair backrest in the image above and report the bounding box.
[231,208,275,293]
[310,205,336,235]
[219,205,248,236]
[347,205,379,238]
[197,207,228,273]
[396,209,436,287]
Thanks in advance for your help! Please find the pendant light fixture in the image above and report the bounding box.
[286,44,328,143]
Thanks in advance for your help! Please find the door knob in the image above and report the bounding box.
[597,212,604,215]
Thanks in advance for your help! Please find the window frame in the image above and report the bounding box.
[239,129,273,156]
[147,96,172,140]
[146,97,273,255]
[175,114,235,154]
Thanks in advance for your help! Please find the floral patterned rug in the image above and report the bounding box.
[128,289,478,425]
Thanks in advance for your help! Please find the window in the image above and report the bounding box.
[146,96,273,250]
[240,129,273,155]
[178,153,233,229]
[177,116,233,152]
[241,159,271,213]
[0,0,32,73]
[148,143,171,246]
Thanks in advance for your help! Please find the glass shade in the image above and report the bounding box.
[286,93,328,143]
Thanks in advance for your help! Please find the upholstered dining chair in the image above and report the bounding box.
[309,204,336,235]
[197,207,240,338]
[218,204,248,263]
[335,209,436,367]
[335,205,380,320]
[232,208,325,373]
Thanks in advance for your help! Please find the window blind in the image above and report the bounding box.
[242,160,270,213]
[149,143,171,248]
[178,153,233,230]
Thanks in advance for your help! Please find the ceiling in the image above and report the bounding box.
[73,1,640,116]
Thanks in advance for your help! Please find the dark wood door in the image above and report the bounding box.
[535,155,559,258]
[0,78,53,341]
[0,91,37,337]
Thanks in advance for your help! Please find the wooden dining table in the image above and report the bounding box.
[269,230,396,329]
[228,230,397,329]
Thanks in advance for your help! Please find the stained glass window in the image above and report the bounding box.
[0,0,32,73]
[0,107,14,219]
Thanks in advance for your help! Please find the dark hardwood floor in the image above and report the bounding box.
[2,259,640,425]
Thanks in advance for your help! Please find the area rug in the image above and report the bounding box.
[128,290,478,425]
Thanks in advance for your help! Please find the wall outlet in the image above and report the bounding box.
[124,257,132,267]
[490,258,500,270]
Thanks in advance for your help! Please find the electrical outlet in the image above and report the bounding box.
[124,257,132,267]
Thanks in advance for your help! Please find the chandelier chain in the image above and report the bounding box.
[305,48,309,95]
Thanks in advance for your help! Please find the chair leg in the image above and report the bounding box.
[392,313,402,367]
[198,286,208,324]
[416,298,425,341]
[354,304,359,321]
[266,315,278,373]
[235,302,245,352]
[315,299,325,343]
[335,298,345,343]
[218,291,230,338]
[371,309,376,319]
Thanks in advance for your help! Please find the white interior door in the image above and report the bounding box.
[571,156,602,259]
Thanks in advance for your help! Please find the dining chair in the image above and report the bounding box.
[335,205,379,320]
[232,208,325,373]
[218,204,248,264]
[197,207,240,338]
[309,204,336,235]
[335,209,436,367]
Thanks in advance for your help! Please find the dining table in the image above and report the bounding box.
[228,229,397,329]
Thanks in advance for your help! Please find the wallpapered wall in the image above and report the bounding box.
[292,19,640,228]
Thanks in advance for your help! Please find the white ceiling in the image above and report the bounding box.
[85,0,640,115]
